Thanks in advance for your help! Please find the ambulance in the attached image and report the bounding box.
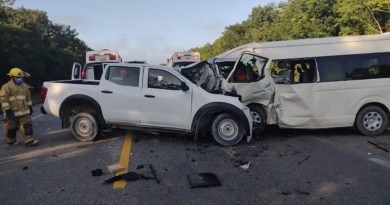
[167,51,201,68]
[71,49,122,80]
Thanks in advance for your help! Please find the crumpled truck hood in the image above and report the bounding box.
[180,61,222,93]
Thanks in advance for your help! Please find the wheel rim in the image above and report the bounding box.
[75,117,95,137]
[362,111,383,132]
[218,119,239,141]
[250,111,262,124]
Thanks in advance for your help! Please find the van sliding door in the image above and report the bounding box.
[270,58,323,128]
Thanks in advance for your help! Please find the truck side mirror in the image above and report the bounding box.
[181,82,189,91]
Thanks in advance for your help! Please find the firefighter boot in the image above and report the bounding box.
[6,129,19,145]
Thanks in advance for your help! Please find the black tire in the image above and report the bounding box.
[248,104,267,137]
[211,113,244,146]
[356,105,388,136]
[71,112,99,142]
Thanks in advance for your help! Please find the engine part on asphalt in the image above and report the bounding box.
[367,140,389,153]
[187,173,222,188]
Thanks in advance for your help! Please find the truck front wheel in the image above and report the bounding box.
[71,112,99,142]
[211,113,244,146]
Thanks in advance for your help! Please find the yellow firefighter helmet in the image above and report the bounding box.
[7,67,23,77]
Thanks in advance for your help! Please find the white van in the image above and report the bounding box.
[167,51,201,68]
[182,33,390,137]
[72,49,122,80]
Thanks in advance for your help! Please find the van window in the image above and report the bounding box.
[107,66,140,87]
[269,59,317,84]
[148,69,182,90]
[230,54,267,83]
[317,52,390,82]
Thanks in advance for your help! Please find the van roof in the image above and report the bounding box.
[215,33,390,60]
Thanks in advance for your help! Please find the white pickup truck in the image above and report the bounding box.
[41,63,252,146]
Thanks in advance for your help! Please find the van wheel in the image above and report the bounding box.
[356,106,388,136]
[71,112,99,142]
[211,113,244,146]
[248,104,267,137]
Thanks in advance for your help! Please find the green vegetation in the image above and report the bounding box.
[0,1,90,93]
[193,0,390,60]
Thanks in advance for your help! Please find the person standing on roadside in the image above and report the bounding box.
[0,67,39,146]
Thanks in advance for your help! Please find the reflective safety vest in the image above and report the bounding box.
[0,80,32,117]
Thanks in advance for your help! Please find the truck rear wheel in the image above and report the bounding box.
[211,113,244,146]
[71,112,99,142]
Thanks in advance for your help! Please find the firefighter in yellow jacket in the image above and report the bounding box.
[0,67,39,146]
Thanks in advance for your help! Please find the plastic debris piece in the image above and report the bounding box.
[103,172,140,184]
[22,166,28,170]
[188,173,222,188]
[91,169,103,176]
[107,164,125,174]
[297,156,310,165]
[294,189,310,195]
[240,161,251,169]
[367,140,389,153]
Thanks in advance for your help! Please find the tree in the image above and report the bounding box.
[193,0,390,60]
[0,6,90,91]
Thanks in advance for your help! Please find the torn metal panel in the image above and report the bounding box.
[221,75,276,124]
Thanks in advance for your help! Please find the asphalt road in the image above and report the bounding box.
[0,105,389,205]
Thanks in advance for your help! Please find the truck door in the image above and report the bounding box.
[71,62,82,80]
[140,67,192,130]
[223,52,274,106]
[98,65,143,124]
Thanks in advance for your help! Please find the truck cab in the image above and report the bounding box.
[43,62,253,146]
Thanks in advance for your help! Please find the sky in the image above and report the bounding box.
[14,0,278,64]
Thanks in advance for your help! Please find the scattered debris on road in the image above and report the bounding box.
[104,172,140,184]
[367,140,389,153]
[103,164,160,185]
[297,156,310,165]
[137,164,160,184]
[187,173,222,188]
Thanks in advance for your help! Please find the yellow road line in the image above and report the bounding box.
[113,130,133,189]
